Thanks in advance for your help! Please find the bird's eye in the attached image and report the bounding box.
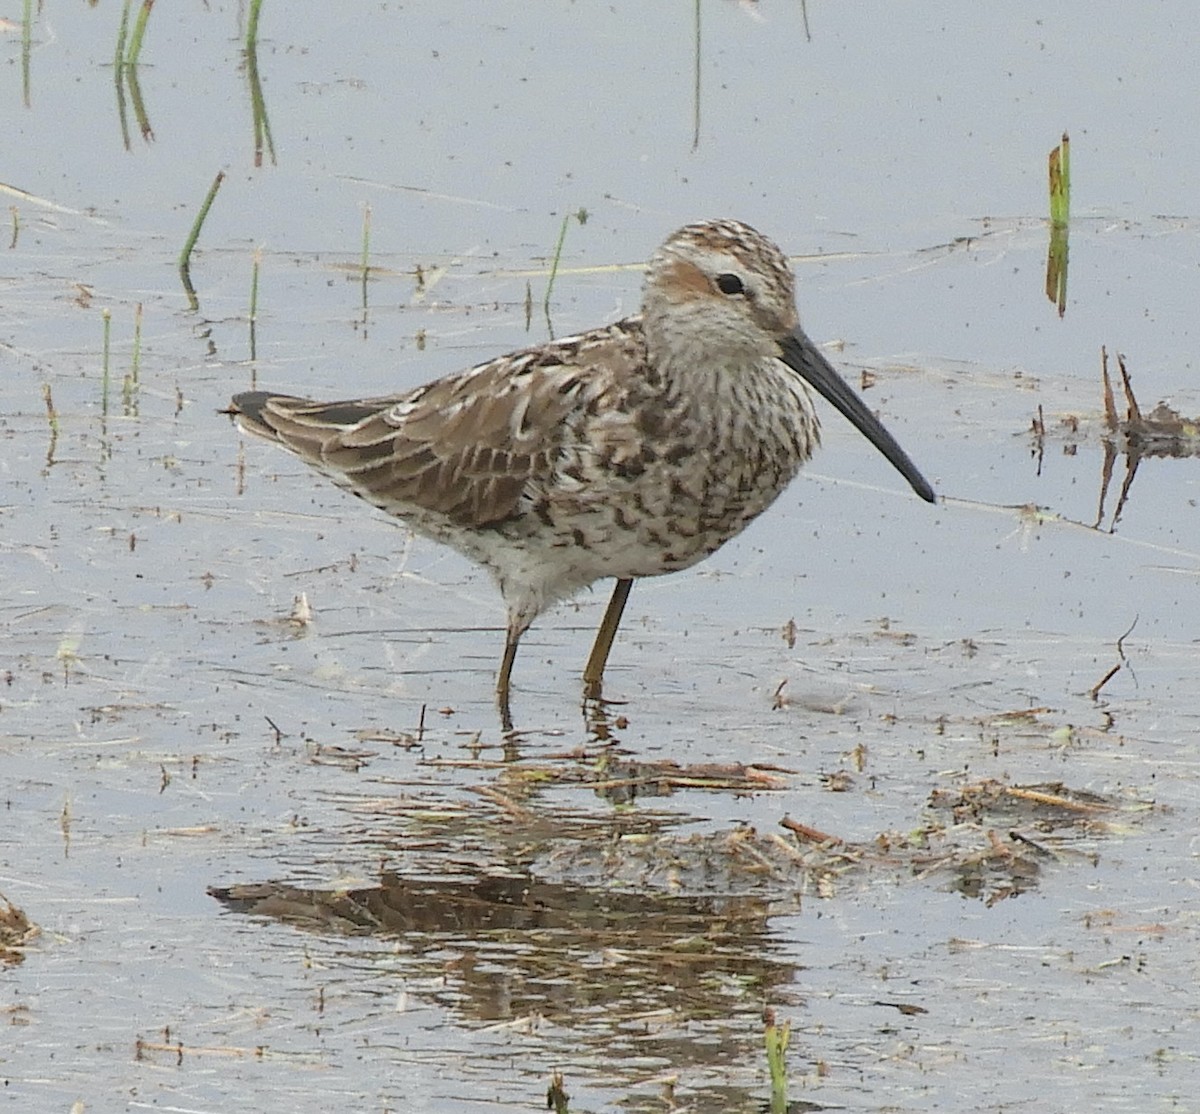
[715,273,745,296]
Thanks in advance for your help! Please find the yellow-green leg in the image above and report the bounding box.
[496,630,519,732]
[582,577,633,699]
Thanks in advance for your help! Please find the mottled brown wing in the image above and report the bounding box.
[233,319,647,528]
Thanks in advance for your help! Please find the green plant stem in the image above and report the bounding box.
[245,0,276,167]
[22,0,33,107]
[764,1011,790,1113]
[125,0,155,68]
[179,171,226,311]
[115,0,131,76]
[101,309,112,417]
[179,170,225,270]
[246,0,264,49]
[249,247,262,323]
[249,247,262,362]
[1049,132,1070,227]
[360,203,372,311]
[131,301,143,385]
[124,302,143,412]
[542,213,571,320]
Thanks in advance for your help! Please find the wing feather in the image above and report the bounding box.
[232,319,646,529]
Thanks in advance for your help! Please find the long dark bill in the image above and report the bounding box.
[779,328,936,504]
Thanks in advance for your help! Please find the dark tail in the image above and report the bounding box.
[230,391,300,440]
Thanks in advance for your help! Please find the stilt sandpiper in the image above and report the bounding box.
[231,218,936,726]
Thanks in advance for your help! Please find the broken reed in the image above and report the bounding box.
[1049,132,1070,227]
[1045,132,1070,317]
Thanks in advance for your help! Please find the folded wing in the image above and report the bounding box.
[232,319,647,529]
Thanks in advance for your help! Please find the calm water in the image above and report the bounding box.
[3,3,1198,1110]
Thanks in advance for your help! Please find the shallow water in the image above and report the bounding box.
[3,3,1199,1111]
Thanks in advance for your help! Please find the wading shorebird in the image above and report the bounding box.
[231,219,936,727]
